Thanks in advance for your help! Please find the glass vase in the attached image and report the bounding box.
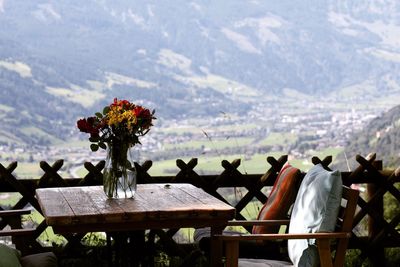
[103,142,137,199]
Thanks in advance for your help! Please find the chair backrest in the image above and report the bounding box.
[332,186,359,267]
[219,185,360,267]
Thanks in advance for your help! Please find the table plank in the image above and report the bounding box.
[136,184,234,220]
[36,184,235,227]
[59,187,102,224]
[81,186,127,223]
[173,183,234,208]
[36,188,75,225]
[120,185,193,221]
[152,184,205,206]
[36,184,235,267]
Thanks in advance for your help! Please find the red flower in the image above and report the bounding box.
[111,98,131,108]
[133,106,144,117]
[134,106,153,129]
[77,117,100,135]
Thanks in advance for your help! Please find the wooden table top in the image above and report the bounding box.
[36,183,235,233]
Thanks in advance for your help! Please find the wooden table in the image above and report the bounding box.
[36,183,235,266]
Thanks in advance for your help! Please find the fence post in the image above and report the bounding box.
[367,160,385,265]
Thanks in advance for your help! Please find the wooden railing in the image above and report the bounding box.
[0,154,399,266]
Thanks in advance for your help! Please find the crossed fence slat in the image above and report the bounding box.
[38,160,69,188]
[0,154,399,266]
[79,161,105,186]
[0,162,47,252]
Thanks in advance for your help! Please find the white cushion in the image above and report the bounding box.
[239,258,293,267]
[288,164,342,267]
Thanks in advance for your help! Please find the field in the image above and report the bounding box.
[0,117,345,246]
[0,124,359,265]
[1,118,345,179]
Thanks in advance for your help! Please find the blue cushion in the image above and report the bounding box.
[288,164,342,267]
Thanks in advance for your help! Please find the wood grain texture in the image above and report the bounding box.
[36,188,75,225]
[36,183,235,233]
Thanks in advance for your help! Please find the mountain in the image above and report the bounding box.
[338,105,400,169]
[0,0,400,145]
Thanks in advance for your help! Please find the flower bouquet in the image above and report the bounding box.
[77,98,155,198]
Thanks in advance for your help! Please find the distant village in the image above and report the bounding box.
[0,100,381,178]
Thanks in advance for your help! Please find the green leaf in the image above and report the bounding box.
[90,144,99,152]
[99,142,107,150]
[103,106,110,115]
[95,112,103,118]
[89,136,99,142]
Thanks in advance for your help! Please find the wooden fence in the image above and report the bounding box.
[0,154,399,266]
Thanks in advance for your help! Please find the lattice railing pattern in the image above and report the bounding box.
[0,154,399,266]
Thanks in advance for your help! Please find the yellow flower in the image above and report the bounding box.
[107,106,137,129]
[106,106,122,126]
[123,110,137,130]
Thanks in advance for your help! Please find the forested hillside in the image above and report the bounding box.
[341,105,400,168]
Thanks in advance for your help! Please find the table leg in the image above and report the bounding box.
[128,231,145,266]
[108,231,146,267]
[107,232,128,267]
[210,226,224,267]
[106,233,113,267]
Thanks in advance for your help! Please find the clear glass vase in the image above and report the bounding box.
[103,142,137,199]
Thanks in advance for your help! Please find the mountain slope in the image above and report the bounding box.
[0,0,400,145]
[341,105,400,168]
[0,62,87,145]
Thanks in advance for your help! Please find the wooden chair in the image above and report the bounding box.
[216,186,359,267]
[0,209,58,267]
[195,163,302,263]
